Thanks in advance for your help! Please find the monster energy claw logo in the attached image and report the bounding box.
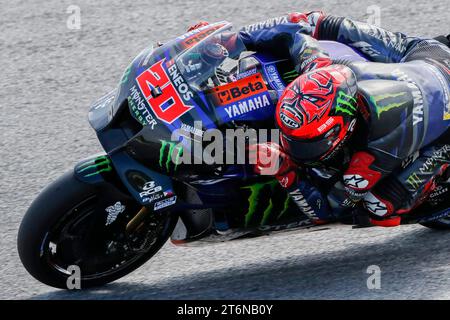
[370,92,408,119]
[242,180,292,227]
[335,91,357,116]
[406,172,422,190]
[159,140,183,172]
[282,70,300,83]
[77,155,112,177]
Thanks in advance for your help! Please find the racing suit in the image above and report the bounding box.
[237,12,450,225]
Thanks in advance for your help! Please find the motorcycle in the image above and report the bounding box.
[17,22,450,289]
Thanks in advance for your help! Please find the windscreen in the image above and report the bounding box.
[176,23,247,92]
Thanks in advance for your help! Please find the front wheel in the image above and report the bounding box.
[17,170,177,289]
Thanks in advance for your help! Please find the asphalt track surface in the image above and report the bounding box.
[1,0,449,300]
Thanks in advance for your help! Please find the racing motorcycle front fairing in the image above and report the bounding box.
[77,22,245,213]
[76,87,177,212]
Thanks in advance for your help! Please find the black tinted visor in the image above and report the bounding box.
[281,125,341,161]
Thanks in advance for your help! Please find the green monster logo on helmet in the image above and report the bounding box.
[335,91,357,116]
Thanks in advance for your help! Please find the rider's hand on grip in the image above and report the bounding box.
[248,142,296,178]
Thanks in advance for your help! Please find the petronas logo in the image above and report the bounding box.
[370,92,408,118]
[159,140,183,172]
[77,155,112,177]
[335,91,357,116]
[242,180,292,227]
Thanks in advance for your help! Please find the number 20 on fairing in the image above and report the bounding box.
[136,60,193,124]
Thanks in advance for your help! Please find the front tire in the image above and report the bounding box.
[17,170,177,289]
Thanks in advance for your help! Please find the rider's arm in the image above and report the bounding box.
[317,15,450,63]
[238,12,332,73]
[240,12,449,65]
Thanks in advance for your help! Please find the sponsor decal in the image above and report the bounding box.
[166,61,195,101]
[341,197,357,208]
[265,64,285,92]
[154,196,177,211]
[364,192,389,217]
[288,188,318,220]
[159,139,183,172]
[139,181,163,200]
[222,94,272,119]
[210,73,272,120]
[317,117,335,134]
[236,68,257,80]
[129,85,158,128]
[351,41,382,58]
[77,155,112,178]
[364,201,388,216]
[242,180,292,227]
[391,69,424,126]
[105,202,125,226]
[343,174,369,189]
[282,69,300,83]
[425,63,450,121]
[180,122,204,139]
[211,73,267,105]
[136,59,194,124]
[406,145,450,191]
[244,16,289,33]
[370,92,409,119]
[258,219,313,232]
[429,185,448,199]
[178,23,226,49]
[279,104,301,129]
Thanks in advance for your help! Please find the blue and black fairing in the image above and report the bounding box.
[76,23,241,208]
[77,21,370,211]
[76,43,178,207]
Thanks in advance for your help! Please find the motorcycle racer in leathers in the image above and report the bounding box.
[189,11,450,227]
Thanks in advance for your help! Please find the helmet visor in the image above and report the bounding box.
[281,125,341,161]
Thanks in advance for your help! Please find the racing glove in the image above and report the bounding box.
[248,142,298,188]
[249,142,333,222]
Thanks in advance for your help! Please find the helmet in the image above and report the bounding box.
[276,65,358,162]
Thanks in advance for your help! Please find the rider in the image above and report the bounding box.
[188,12,450,226]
